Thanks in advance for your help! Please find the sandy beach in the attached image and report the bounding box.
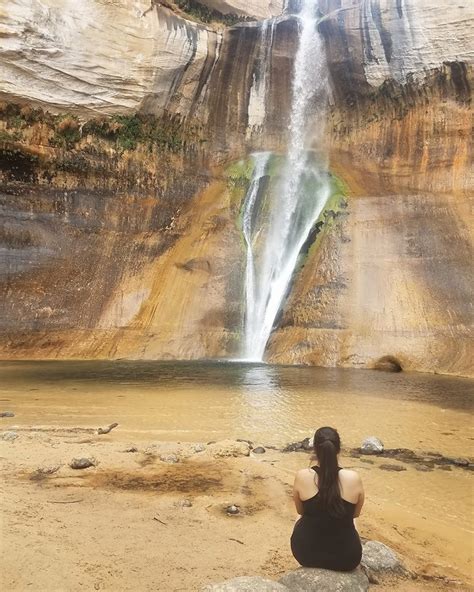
[1,423,472,592]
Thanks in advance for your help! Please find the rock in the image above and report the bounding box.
[361,541,404,577]
[69,458,96,470]
[192,443,206,453]
[202,576,289,592]
[124,447,138,453]
[252,446,266,454]
[301,437,313,451]
[226,505,240,515]
[0,411,15,417]
[160,453,179,464]
[440,465,452,471]
[283,441,304,452]
[379,464,407,472]
[450,457,469,467]
[30,465,61,480]
[279,567,369,591]
[206,440,250,458]
[415,464,433,472]
[182,499,193,508]
[1,431,18,441]
[360,437,384,455]
[97,422,118,434]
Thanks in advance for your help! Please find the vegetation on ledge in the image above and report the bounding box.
[0,102,204,154]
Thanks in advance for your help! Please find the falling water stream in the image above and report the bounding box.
[242,0,330,360]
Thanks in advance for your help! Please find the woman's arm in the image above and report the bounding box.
[353,475,365,518]
[293,471,304,515]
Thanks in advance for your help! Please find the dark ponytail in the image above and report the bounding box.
[313,427,344,518]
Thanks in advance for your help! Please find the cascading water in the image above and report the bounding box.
[242,0,330,361]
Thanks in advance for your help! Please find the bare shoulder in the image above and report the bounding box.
[294,467,315,483]
[339,468,363,484]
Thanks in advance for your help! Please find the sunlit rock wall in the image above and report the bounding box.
[267,0,474,376]
[0,0,473,375]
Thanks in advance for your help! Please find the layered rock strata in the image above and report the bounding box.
[0,0,473,375]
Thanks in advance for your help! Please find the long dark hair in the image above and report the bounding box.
[313,426,344,518]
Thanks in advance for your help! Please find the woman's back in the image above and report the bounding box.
[291,427,364,572]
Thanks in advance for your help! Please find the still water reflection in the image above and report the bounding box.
[0,361,472,451]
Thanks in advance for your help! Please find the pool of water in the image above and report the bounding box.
[1,361,472,455]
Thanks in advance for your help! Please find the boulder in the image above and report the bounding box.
[361,541,404,577]
[360,437,384,455]
[279,567,369,591]
[203,576,289,591]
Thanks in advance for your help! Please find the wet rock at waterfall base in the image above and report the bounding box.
[252,446,266,454]
[279,567,369,591]
[0,411,15,418]
[360,437,384,455]
[379,463,406,472]
[69,458,96,470]
[202,576,289,591]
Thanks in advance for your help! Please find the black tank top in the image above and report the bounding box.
[290,466,362,571]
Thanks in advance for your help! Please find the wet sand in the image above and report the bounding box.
[0,362,473,591]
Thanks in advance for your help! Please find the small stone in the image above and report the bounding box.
[1,431,18,441]
[359,458,375,464]
[124,447,138,453]
[379,464,406,472]
[301,437,313,451]
[69,458,96,470]
[440,465,452,471]
[160,453,179,464]
[226,505,240,515]
[451,458,469,467]
[252,446,266,454]
[360,437,384,455]
[202,576,289,591]
[182,499,193,507]
[0,412,15,418]
[192,443,206,453]
[283,441,303,452]
[279,567,369,591]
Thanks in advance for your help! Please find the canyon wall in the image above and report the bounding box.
[0,0,472,375]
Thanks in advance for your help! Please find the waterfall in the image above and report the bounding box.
[242,0,330,361]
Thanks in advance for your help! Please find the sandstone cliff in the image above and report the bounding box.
[0,0,472,375]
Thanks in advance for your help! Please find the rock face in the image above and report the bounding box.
[267,0,474,376]
[198,1,285,19]
[279,567,369,592]
[0,0,473,375]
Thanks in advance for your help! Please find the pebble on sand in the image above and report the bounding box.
[69,458,96,470]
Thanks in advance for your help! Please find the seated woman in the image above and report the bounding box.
[291,426,364,571]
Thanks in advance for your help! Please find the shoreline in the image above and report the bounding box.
[1,427,472,591]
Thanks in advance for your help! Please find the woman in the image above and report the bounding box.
[291,426,364,571]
